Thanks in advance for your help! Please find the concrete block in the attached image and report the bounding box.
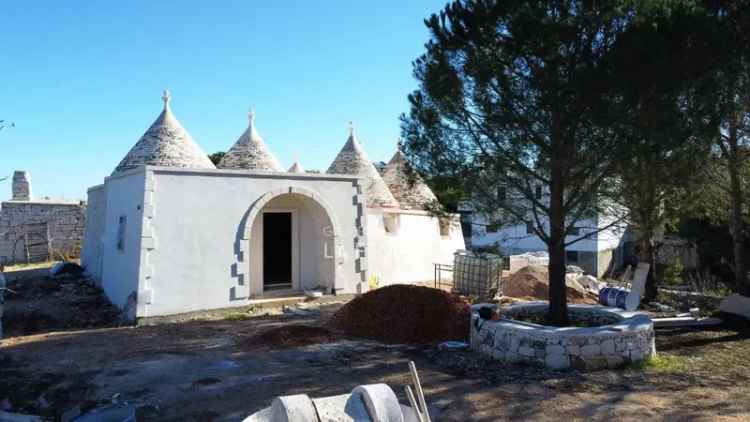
[271,394,317,422]
[352,383,403,422]
[601,339,615,355]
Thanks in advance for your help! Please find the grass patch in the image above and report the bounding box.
[3,261,57,272]
[628,354,690,373]
[224,313,252,321]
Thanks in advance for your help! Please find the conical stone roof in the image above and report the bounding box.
[113,91,216,175]
[218,110,284,171]
[288,160,305,173]
[382,150,438,210]
[326,126,399,208]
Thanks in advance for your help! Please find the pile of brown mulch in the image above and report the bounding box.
[330,285,470,344]
[504,265,598,304]
[242,325,337,350]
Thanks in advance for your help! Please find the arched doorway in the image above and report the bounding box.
[244,190,339,296]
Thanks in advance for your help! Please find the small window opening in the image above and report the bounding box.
[569,226,581,236]
[117,215,127,252]
[439,217,451,237]
[566,250,579,263]
[535,185,543,200]
[526,221,535,234]
[383,213,400,234]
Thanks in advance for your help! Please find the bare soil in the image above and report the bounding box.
[1,271,749,421]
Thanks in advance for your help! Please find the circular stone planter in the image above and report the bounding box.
[469,302,655,370]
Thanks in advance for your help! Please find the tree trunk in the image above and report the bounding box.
[727,127,748,296]
[639,236,658,302]
[547,155,569,326]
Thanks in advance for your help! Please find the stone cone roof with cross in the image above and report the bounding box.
[327,128,399,208]
[218,111,284,171]
[381,150,437,210]
[113,91,216,175]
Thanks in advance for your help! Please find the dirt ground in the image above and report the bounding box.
[2,271,749,421]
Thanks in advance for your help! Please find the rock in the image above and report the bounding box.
[0,411,43,422]
[576,275,601,294]
[719,294,750,321]
[433,398,453,410]
[566,265,585,274]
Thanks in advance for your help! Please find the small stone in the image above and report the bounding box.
[601,340,615,355]
[433,399,452,410]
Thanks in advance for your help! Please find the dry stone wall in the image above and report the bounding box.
[470,303,655,370]
[0,201,86,264]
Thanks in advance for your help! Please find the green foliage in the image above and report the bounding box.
[662,258,685,285]
[224,313,252,321]
[400,0,666,324]
[401,0,632,242]
[628,354,690,373]
[208,151,225,166]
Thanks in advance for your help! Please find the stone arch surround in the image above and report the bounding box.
[232,185,346,299]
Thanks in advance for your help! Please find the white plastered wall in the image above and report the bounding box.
[97,171,146,308]
[80,184,107,283]
[132,167,364,317]
[472,214,602,253]
[366,208,465,286]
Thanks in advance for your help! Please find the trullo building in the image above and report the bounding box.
[81,92,464,320]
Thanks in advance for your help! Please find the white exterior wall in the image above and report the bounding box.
[366,208,465,286]
[81,184,107,282]
[133,167,364,318]
[471,214,602,253]
[98,171,146,308]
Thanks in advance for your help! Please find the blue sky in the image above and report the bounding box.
[0,1,445,199]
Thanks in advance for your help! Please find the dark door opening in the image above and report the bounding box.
[263,212,292,290]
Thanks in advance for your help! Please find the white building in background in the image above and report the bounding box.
[81,92,464,320]
[463,187,628,278]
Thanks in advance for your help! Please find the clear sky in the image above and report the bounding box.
[0,0,445,199]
